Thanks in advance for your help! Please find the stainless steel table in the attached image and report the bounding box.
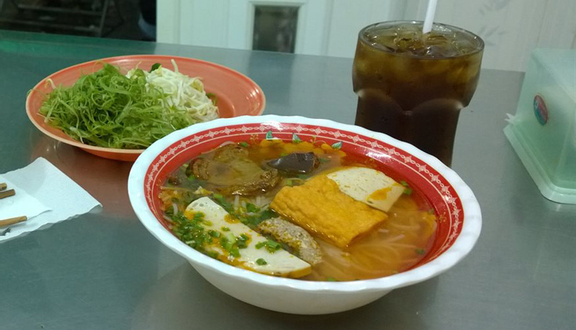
[1,31,575,330]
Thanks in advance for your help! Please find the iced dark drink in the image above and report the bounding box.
[353,21,484,166]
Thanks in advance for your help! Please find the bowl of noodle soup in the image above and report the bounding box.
[128,115,482,314]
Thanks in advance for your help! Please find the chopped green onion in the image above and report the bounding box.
[400,181,413,195]
[206,92,218,105]
[207,251,219,259]
[246,203,259,213]
[150,63,161,72]
[292,133,302,144]
[255,240,281,253]
[256,258,268,265]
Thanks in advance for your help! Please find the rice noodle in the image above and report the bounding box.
[389,222,421,231]
[387,242,419,249]
[160,186,194,192]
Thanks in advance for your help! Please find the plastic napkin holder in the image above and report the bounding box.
[504,48,576,204]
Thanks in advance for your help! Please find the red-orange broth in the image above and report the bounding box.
[159,138,437,281]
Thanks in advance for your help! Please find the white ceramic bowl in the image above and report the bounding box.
[128,115,482,314]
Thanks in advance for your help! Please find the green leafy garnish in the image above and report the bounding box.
[265,131,274,140]
[239,141,249,147]
[39,63,200,149]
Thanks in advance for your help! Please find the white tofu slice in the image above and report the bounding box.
[326,167,405,212]
[186,197,311,278]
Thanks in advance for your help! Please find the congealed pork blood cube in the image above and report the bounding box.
[266,152,319,174]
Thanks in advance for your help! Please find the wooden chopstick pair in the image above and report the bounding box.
[0,182,28,228]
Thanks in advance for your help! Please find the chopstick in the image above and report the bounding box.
[0,183,27,229]
[0,216,27,227]
[0,189,15,199]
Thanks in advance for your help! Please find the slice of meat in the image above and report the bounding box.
[257,217,322,265]
[190,144,280,195]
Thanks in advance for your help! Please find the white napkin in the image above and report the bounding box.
[0,157,101,242]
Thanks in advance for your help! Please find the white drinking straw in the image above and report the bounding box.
[422,0,438,34]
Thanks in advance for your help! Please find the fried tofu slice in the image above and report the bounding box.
[270,175,387,248]
[326,167,405,212]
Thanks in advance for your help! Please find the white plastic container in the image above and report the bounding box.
[504,49,576,204]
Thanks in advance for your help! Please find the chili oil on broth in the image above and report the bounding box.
[158,138,437,282]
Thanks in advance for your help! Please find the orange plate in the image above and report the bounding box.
[26,55,266,162]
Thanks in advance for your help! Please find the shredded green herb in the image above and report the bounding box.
[39,63,200,149]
